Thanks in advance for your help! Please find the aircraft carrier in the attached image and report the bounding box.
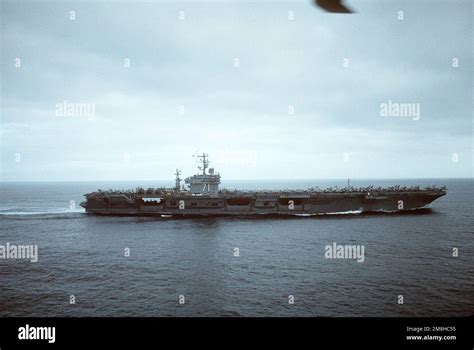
[81,154,447,217]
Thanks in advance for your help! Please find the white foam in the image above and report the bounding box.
[293,210,363,216]
[373,209,398,213]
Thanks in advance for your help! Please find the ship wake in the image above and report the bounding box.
[0,208,85,217]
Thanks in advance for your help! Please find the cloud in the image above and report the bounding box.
[1,0,472,180]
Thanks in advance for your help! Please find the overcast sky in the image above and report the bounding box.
[1,0,472,181]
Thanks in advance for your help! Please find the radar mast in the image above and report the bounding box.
[174,169,182,194]
[194,153,209,175]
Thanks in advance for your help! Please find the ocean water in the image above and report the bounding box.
[0,179,472,317]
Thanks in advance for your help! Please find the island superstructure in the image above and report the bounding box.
[81,153,446,216]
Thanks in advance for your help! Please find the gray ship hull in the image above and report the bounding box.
[81,153,446,217]
[82,190,445,217]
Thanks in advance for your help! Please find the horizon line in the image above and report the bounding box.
[0,177,472,183]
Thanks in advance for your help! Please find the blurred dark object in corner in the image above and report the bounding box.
[315,0,354,13]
